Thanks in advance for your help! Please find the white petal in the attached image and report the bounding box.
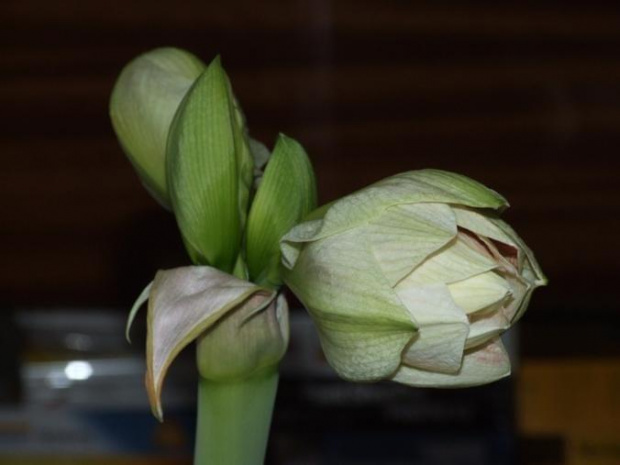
[396,284,469,374]
[280,219,323,269]
[281,169,508,249]
[283,228,417,382]
[392,338,511,387]
[453,207,518,247]
[396,232,497,289]
[465,309,510,349]
[447,271,511,315]
[368,203,457,286]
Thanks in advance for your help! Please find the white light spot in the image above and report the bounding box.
[64,361,93,381]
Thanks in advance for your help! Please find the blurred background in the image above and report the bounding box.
[1,1,619,464]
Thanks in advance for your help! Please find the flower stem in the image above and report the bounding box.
[194,368,279,465]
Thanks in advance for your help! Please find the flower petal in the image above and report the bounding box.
[283,228,417,381]
[298,169,508,241]
[392,338,511,388]
[368,203,457,286]
[465,309,510,349]
[396,232,497,289]
[447,271,511,315]
[146,266,275,420]
[396,284,469,374]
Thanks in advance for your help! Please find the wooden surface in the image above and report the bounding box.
[1,1,619,324]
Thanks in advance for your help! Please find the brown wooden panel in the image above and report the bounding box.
[1,0,619,319]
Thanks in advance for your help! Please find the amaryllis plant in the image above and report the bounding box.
[109,47,546,465]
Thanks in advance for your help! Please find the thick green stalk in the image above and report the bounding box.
[194,368,279,465]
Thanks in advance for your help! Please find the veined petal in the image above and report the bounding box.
[447,271,511,315]
[395,232,497,289]
[299,169,508,242]
[146,266,275,420]
[465,309,510,349]
[396,284,469,374]
[280,219,324,270]
[283,228,417,381]
[392,338,511,388]
[368,203,457,286]
[453,207,517,247]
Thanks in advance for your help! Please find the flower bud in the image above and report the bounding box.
[282,169,546,387]
[110,47,205,207]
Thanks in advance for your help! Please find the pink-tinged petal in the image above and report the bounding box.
[392,338,511,388]
[146,266,275,420]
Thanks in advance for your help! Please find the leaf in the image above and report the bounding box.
[245,134,317,287]
[145,266,275,420]
[392,338,511,387]
[109,47,205,207]
[166,56,250,270]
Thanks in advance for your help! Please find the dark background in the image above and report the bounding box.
[1,1,619,464]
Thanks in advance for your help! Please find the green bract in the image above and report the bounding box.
[167,57,253,271]
[110,47,205,207]
[245,134,317,288]
[282,169,547,387]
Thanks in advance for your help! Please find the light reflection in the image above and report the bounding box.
[64,361,93,381]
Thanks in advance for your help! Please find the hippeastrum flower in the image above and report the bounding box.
[110,47,205,208]
[281,169,547,387]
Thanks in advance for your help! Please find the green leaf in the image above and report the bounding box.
[245,134,317,287]
[167,57,251,270]
[109,47,205,208]
[145,266,275,420]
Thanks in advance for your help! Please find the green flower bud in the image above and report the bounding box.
[109,47,205,207]
[281,169,546,387]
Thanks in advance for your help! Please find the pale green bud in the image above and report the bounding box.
[282,169,546,388]
[109,47,205,207]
